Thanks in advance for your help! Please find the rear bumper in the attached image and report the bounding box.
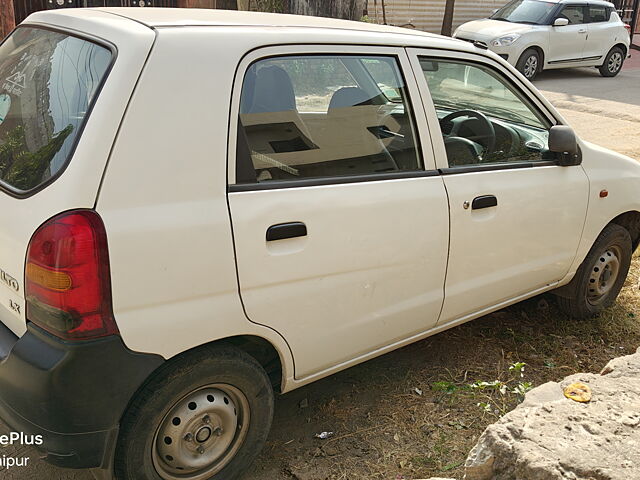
[0,322,163,469]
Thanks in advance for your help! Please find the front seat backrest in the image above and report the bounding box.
[328,87,375,111]
[249,65,297,113]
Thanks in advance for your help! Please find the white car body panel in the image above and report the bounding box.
[1,9,638,395]
[438,165,589,321]
[547,21,588,63]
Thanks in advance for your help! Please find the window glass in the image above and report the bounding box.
[420,58,552,167]
[558,5,585,24]
[588,5,608,22]
[237,55,421,184]
[0,27,111,193]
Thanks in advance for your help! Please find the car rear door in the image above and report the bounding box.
[583,5,618,60]
[548,4,589,63]
[407,48,589,324]
[227,45,449,380]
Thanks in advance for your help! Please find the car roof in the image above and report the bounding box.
[538,0,614,5]
[92,7,441,34]
[24,8,483,57]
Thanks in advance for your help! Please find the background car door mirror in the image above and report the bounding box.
[553,17,570,26]
[549,125,582,166]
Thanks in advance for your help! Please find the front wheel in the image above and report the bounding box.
[556,224,632,318]
[516,48,540,80]
[115,345,274,480]
[598,47,625,77]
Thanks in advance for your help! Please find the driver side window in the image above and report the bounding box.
[420,58,552,168]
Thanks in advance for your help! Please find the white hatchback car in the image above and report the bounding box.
[0,8,639,480]
[454,0,630,79]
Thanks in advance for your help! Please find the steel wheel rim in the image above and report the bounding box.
[152,384,250,480]
[586,246,621,306]
[524,55,538,78]
[608,52,622,73]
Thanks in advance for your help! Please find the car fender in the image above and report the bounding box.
[559,140,640,284]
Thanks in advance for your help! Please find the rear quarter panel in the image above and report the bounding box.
[94,27,295,382]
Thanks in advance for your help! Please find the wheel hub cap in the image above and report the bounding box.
[524,56,537,78]
[152,385,249,480]
[608,52,622,73]
[587,248,621,305]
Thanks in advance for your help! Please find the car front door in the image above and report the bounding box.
[228,46,450,380]
[407,49,589,324]
[548,4,588,63]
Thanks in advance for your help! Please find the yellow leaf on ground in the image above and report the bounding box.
[563,382,592,403]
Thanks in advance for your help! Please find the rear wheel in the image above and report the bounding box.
[556,224,632,318]
[516,48,540,80]
[115,345,274,480]
[598,47,624,77]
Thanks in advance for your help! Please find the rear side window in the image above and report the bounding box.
[588,5,610,22]
[236,54,422,185]
[0,27,111,194]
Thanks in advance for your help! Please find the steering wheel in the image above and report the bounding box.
[440,109,496,159]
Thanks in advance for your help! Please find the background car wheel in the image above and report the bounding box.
[598,47,624,77]
[516,49,540,80]
[115,345,274,480]
[556,224,632,318]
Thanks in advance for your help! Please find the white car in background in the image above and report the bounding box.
[454,0,630,79]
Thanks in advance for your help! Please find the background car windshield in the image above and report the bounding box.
[491,0,556,24]
[0,27,111,193]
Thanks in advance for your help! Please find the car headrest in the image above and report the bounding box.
[246,65,297,114]
[328,87,376,111]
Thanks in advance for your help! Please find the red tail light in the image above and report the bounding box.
[624,24,631,35]
[25,210,119,340]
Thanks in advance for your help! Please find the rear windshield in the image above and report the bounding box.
[0,27,111,194]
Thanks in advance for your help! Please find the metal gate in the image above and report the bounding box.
[13,0,177,24]
[612,0,639,44]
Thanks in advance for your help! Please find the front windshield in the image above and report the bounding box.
[491,0,556,25]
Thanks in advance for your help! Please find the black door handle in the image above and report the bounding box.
[266,222,307,241]
[472,195,498,210]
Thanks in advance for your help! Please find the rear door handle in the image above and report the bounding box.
[578,28,587,33]
[266,222,307,241]
[472,195,498,210]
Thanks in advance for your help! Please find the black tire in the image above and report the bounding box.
[115,344,274,480]
[556,224,632,318]
[598,46,625,77]
[516,48,540,80]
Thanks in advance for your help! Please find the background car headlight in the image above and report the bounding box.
[491,34,521,47]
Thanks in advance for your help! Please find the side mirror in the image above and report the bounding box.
[549,125,581,166]
[553,18,570,26]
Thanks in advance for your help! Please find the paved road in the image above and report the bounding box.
[1,49,639,480]
[534,52,640,160]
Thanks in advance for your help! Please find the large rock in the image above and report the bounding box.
[463,348,640,480]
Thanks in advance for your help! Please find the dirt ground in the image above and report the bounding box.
[240,256,640,480]
[2,62,640,480]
